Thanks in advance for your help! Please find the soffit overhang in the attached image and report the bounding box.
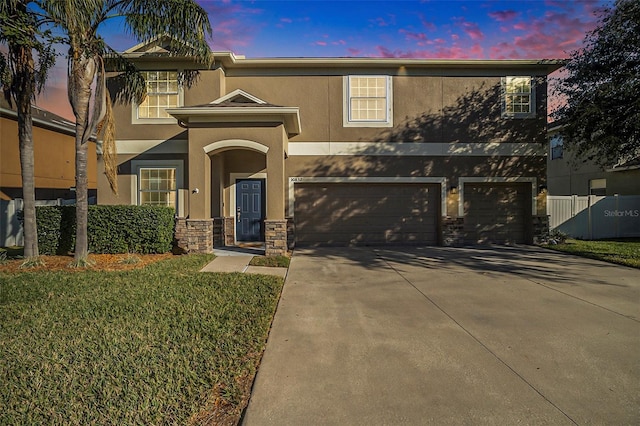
[166,105,301,137]
[213,52,566,75]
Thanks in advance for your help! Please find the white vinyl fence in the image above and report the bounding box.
[0,198,82,247]
[547,195,640,239]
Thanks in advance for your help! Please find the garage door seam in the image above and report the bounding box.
[377,253,579,426]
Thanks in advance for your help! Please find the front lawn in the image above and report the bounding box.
[0,254,284,425]
[543,238,640,268]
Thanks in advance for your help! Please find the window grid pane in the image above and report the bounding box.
[349,76,388,122]
[505,77,531,114]
[138,71,179,119]
[139,168,177,207]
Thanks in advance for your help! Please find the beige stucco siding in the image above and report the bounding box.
[1,116,96,199]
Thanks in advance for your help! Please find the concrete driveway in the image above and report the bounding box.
[242,246,640,425]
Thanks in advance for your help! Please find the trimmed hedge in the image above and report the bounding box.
[36,205,175,255]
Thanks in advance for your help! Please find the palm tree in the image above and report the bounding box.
[0,0,57,261]
[41,0,212,262]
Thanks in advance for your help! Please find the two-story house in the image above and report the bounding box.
[547,122,640,196]
[101,38,562,255]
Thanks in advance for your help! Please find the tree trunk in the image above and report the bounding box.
[71,57,95,261]
[13,45,38,258]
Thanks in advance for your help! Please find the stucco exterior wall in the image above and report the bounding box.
[547,140,640,196]
[1,116,97,200]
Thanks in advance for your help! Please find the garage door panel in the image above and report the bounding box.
[463,183,531,245]
[294,183,439,246]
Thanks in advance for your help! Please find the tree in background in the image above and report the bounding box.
[552,0,639,168]
[0,0,56,262]
[41,0,212,263]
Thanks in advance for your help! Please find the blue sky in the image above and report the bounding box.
[37,0,607,119]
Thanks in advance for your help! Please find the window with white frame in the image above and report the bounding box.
[550,134,563,160]
[136,71,180,121]
[502,76,535,118]
[344,75,393,127]
[139,168,177,207]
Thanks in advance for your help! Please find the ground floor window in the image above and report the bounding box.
[589,178,606,196]
[139,167,177,207]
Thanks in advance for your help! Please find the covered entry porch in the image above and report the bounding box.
[168,90,300,256]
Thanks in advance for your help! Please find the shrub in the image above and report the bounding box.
[37,205,175,255]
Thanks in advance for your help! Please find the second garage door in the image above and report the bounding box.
[294,183,440,246]
[463,183,531,245]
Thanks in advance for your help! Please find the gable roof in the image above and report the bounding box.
[210,89,268,105]
[166,89,301,136]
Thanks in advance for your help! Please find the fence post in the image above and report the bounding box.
[615,194,619,238]
[587,195,593,240]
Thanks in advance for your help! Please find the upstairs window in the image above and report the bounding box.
[550,135,563,160]
[502,76,535,118]
[134,71,181,123]
[344,75,393,127]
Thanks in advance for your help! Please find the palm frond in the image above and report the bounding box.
[98,91,118,194]
[124,0,213,65]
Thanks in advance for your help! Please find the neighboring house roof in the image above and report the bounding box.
[166,89,301,136]
[0,97,76,136]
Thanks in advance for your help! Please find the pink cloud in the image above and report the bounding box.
[399,29,429,44]
[418,14,436,31]
[459,20,484,41]
[313,41,327,46]
[488,10,519,22]
[487,6,599,59]
[280,18,292,24]
[201,1,264,52]
[374,45,478,60]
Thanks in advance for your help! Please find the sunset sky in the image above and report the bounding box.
[35,0,608,120]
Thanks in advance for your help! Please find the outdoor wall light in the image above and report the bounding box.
[192,188,199,194]
[449,186,458,194]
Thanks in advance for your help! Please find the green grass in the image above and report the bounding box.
[0,254,284,425]
[249,255,290,268]
[543,238,640,268]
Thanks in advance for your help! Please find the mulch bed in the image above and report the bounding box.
[0,253,174,273]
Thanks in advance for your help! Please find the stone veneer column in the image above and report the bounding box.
[441,217,465,247]
[224,217,235,246]
[212,217,224,247]
[173,218,213,253]
[265,219,287,256]
[532,215,550,244]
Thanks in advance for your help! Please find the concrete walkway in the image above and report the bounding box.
[199,247,288,278]
[242,246,640,425]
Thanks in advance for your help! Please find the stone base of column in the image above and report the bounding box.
[265,219,287,256]
[532,215,550,244]
[224,217,235,246]
[213,217,224,247]
[442,217,465,247]
[173,218,214,253]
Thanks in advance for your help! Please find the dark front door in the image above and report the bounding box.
[236,179,265,242]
